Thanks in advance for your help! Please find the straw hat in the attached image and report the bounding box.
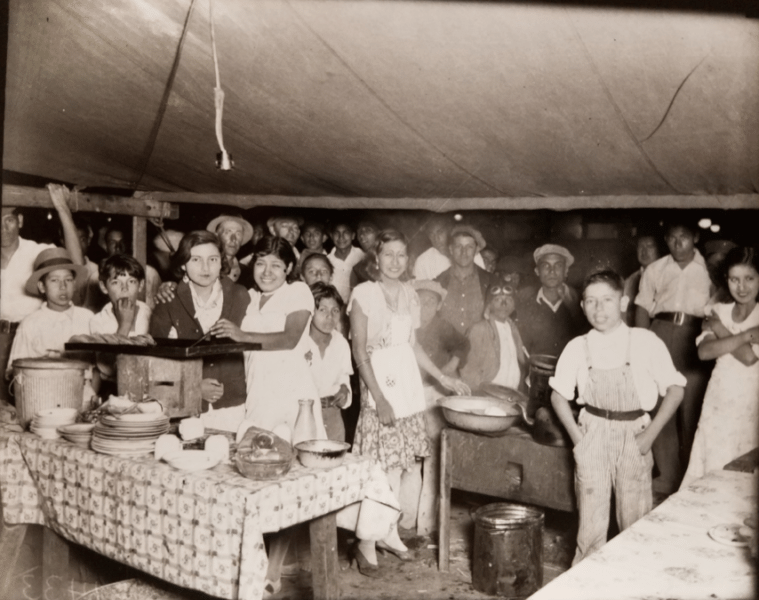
[25,248,89,296]
[207,215,254,245]
[449,225,487,251]
[413,279,448,302]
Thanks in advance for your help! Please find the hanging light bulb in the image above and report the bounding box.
[710,224,721,233]
[453,213,463,222]
[47,211,52,220]
[698,218,712,229]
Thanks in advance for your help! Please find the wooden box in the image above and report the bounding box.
[116,354,202,418]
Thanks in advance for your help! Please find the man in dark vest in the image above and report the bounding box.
[515,244,587,359]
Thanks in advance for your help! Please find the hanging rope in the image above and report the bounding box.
[210,0,232,170]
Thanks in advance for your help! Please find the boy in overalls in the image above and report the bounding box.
[549,270,686,563]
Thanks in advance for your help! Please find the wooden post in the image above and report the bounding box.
[133,216,148,301]
[438,428,451,572]
[309,511,340,600]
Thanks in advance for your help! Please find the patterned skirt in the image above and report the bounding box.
[352,398,431,472]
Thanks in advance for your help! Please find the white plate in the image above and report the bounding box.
[708,523,750,547]
[162,450,221,472]
[102,414,169,424]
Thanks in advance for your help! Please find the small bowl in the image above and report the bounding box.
[295,439,351,469]
[58,423,95,435]
[162,449,221,472]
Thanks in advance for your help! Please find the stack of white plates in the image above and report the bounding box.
[30,408,79,439]
[91,413,170,456]
[57,423,96,447]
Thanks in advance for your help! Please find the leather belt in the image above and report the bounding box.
[584,405,645,421]
[654,311,701,327]
[0,320,19,334]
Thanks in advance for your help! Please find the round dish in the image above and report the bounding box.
[235,450,292,480]
[438,396,523,433]
[295,440,351,468]
[708,523,750,547]
[58,423,96,435]
[162,449,221,472]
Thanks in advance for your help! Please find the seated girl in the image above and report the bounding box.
[149,230,250,432]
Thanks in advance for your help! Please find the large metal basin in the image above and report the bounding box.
[438,396,526,434]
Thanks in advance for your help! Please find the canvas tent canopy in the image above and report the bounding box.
[3,0,759,212]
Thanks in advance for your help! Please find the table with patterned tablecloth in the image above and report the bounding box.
[0,432,393,600]
[528,468,757,600]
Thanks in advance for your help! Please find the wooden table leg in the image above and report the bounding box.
[309,511,339,600]
[42,527,71,600]
[0,497,28,598]
[438,428,451,572]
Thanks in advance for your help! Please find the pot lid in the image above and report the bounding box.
[12,357,89,370]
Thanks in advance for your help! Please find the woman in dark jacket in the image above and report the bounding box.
[150,230,250,432]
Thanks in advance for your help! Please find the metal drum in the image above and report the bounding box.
[472,502,544,598]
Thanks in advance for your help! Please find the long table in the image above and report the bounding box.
[527,468,758,600]
[0,431,384,600]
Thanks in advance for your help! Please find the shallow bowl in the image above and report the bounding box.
[438,396,523,434]
[295,439,351,469]
[162,449,221,472]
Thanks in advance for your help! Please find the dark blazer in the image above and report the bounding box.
[150,277,251,411]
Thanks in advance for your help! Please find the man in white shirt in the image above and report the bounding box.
[327,221,365,303]
[635,220,712,495]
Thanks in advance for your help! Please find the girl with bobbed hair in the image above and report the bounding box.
[150,230,250,431]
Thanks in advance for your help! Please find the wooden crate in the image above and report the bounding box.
[116,354,202,418]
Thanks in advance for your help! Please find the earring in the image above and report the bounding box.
[182,273,189,283]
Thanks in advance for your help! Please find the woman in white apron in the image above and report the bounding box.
[348,229,469,575]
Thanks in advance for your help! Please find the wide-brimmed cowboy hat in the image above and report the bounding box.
[207,214,254,245]
[25,247,89,296]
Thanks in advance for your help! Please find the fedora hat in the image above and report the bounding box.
[25,248,89,296]
[533,244,574,269]
[207,214,254,245]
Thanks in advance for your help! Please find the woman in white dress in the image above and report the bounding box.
[681,246,759,488]
[348,229,470,574]
[212,235,326,440]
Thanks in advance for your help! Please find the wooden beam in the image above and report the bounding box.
[123,192,759,211]
[2,185,179,219]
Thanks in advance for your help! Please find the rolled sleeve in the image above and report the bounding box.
[548,338,583,401]
[647,334,687,396]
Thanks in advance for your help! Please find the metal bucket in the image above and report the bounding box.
[472,502,544,598]
[12,357,87,428]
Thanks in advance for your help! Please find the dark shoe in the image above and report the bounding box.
[351,543,380,578]
[376,540,413,562]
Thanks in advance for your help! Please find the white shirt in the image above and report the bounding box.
[188,279,223,333]
[8,303,94,366]
[0,238,56,322]
[549,323,686,411]
[635,251,711,318]
[306,331,353,407]
[491,320,521,389]
[328,246,365,303]
[89,300,152,336]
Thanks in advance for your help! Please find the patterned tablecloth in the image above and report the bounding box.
[529,469,758,600]
[0,432,387,600]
